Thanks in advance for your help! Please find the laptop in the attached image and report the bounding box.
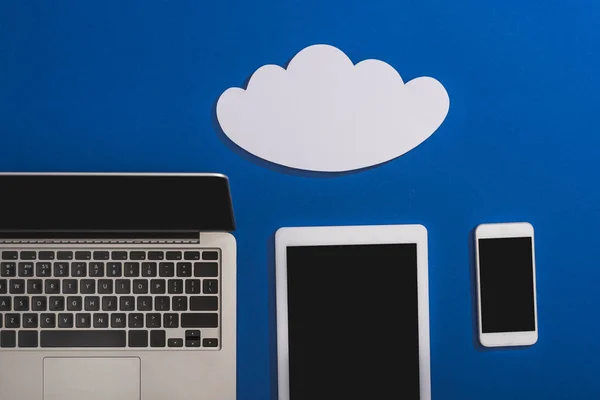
[0,173,237,400]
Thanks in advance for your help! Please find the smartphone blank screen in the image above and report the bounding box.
[285,244,420,400]
[478,237,535,333]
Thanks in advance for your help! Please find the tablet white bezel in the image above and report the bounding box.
[275,224,431,400]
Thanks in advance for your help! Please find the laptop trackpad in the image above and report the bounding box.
[44,357,141,400]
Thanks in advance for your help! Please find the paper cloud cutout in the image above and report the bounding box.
[216,44,449,172]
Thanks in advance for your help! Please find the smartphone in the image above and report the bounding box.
[475,222,538,347]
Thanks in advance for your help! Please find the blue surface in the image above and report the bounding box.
[1,1,599,398]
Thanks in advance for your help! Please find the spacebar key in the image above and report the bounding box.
[41,330,126,348]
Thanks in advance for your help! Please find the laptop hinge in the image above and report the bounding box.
[0,231,200,245]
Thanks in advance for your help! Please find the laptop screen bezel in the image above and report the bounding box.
[0,173,235,234]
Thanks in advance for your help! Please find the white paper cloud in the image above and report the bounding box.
[216,44,449,172]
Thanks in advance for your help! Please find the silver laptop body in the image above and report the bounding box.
[0,173,236,400]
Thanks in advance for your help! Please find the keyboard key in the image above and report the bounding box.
[40,314,56,328]
[102,296,118,311]
[130,251,146,260]
[14,296,29,311]
[202,251,219,260]
[133,279,148,294]
[150,279,166,294]
[177,262,192,277]
[129,330,148,347]
[111,251,127,260]
[168,279,183,294]
[136,296,152,311]
[148,251,164,260]
[9,279,24,293]
[80,279,96,294]
[93,313,109,328]
[150,330,166,347]
[20,251,36,260]
[38,251,54,260]
[203,279,219,294]
[18,262,34,277]
[155,296,170,311]
[128,313,143,328]
[32,296,47,311]
[181,313,219,328]
[185,279,201,294]
[1,262,16,277]
[107,262,122,277]
[0,279,6,294]
[184,251,200,260]
[185,330,201,347]
[98,279,113,294]
[76,313,91,328]
[186,330,200,340]
[27,279,43,294]
[49,296,65,311]
[134,295,151,310]
[125,262,140,277]
[10,279,25,294]
[190,296,218,311]
[194,262,218,277]
[146,313,161,328]
[173,296,187,311]
[45,279,60,294]
[120,296,135,311]
[2,251,18,260]
[159,262,175,277]
[54,262,69,277]
[93,251,109,260]
[41,313,56,328]
[168,338,183,347]
[5,313,20,328]
[142,262,157,277]
[111,313,126,328]
[166,251,182,260]
[63,280,78,294]
[23,313,38,328]
[36,262,52,277]
[89,262,104,277]
[164,313,179,328]
[57,251,73,260]
[41,330,126,348]
[75,251,91,260]
[71,262,87,277]
[58,313,74,328]
[0,296,11,311]
[1,331,16,347]
[85,296,100,311]
[116,279,131,294]
[67,296,82,311]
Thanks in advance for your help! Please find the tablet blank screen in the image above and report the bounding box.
[286,243,420,400]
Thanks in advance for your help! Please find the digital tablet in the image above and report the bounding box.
[275,225,431,400]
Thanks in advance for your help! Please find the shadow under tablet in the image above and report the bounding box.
[284,243,421,399]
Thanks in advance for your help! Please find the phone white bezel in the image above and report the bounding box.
[475,222,538,348]
[275,224,431,400]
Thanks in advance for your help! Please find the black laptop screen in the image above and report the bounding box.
[285,243,420,400]
[0,174,235,233]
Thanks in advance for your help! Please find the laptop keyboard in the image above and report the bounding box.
[0,248,221,350]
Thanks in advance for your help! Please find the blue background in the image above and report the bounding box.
[1,1,598,398]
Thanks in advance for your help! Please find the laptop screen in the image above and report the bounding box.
[285,243,420,400]
[0,174,235,233]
